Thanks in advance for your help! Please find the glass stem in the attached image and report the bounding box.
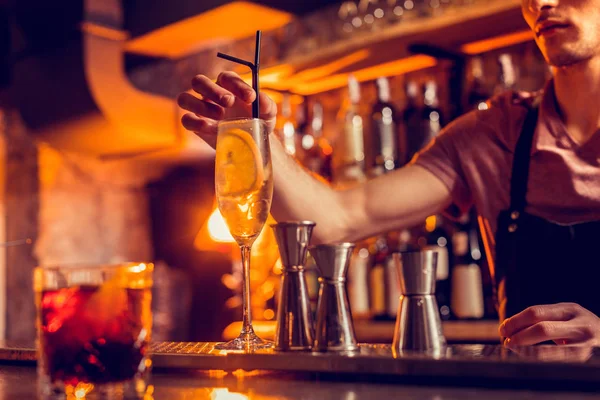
[240,245,254,335]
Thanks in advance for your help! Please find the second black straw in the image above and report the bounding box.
[217,31,262,119]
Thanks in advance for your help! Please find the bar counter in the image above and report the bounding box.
[0,364,597,399]
[1,341,598,399]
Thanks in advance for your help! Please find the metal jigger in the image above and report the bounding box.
[271,221,316,351]
[311,243,359,353]
[392,250,447,354]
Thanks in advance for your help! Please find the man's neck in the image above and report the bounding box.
[553,56,600,144]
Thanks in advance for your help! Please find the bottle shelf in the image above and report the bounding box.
[237,0,530,96]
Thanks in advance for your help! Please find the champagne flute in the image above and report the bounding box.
[214,117,273,352]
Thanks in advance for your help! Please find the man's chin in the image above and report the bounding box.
[546,52,589,68]
[541,41,595,68]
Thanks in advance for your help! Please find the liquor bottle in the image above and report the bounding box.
[366,77,405,321]
[467,209,499,321]
[332,78,369,321]
[348,243,371,320]
[421,80,444,147]
[332,75,366,187]
[372,230,405,321]
[450,211,485,320]
[368,235,389,320]
[402,80,422,163]
[466,56,490,111]
[369,77,402,176]
[299,100,333,181]
[409,80,448,299]
[276,92,298,157]
[291,102,322,312]
[421,215,453,321]
[494,53,517,95]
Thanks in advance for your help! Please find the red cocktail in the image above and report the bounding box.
[35,263,153,399]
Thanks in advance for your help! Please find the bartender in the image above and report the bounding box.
[178,0,600,347]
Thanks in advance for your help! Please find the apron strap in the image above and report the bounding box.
[497,104,540,319]
[509,106,539,214]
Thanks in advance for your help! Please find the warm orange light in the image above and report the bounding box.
[125,1,293,58]
[206,370,229,378]
[222,321,276,341]
[461,30,534,55]
[207,208,235,243]
[260,90,305,107]
[290,50,370,83]
[321,140,333,156]
[239,51,371,94]
[425,215,437,233]
[144,384,155,400]
[257,50,371,92]
[253,65,296,86]
[293,55,437,95]
[210,388,249,400]
[195,204,235,252]
[231,369,269,378]
[272,259,283,275]
[263,309,275,320]
[65,383,94,399]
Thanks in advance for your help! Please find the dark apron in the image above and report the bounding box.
[494,105,600,321]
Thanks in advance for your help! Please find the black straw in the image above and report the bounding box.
[216,52,254,69]
[216,30,262,119]
[252,31,261,119]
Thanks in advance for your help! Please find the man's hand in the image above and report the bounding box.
[499,303,600,347]
[177,71,277,148]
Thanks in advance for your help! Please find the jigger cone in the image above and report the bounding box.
[271,221,316,351]
[311,243,358,353]
[393,250,447,353]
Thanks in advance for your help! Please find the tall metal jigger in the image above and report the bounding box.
[271,221,316,351]
[392,250,447,355]
[311,243,359,353]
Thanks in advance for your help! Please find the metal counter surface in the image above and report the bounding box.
[0,364,597,399]
[148,342,600,386]
[1,341,599,389]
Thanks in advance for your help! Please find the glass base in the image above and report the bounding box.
[215,330,274,352]
[38,375,150,400]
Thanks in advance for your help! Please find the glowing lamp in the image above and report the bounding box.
[207,208,235,243]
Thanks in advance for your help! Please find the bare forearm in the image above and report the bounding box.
[341,165,453,241]
[270,134,452,244]
[270,135,350,243]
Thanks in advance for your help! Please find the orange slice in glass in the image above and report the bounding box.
[216,128,264,197]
